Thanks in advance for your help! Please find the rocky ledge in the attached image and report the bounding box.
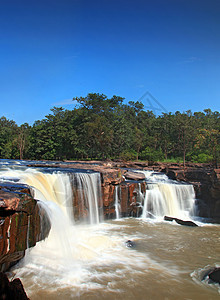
[27,160,220,220]
[0,182,50,272]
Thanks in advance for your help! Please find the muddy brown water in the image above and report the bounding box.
[10,218,220,300]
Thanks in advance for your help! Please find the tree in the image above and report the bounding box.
[174,111,196,167]
[0,117,18,158]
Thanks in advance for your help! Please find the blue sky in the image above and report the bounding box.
[0,0,219,125]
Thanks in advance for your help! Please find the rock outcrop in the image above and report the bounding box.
[28,160,220,220]
[0,182,50,272]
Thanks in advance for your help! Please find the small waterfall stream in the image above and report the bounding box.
[74,172,102,224]
[114,185,121,219]
[135,170,196,220]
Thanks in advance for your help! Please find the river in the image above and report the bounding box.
[0,161,219,299]
[10,218,220,299]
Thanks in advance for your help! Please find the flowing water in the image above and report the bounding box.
[0,163,219,299]
[114,185,121,220]
[132,170,195,219]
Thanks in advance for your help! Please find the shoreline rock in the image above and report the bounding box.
[0,272,29,299]
[0,182,50,272]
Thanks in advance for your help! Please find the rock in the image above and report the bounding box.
[0,272,29,299]
[125,240,136,248]
[124,171,145,181]
[164,216,198,227]
[202,267,220,284]
[0,182,51,272]
[164,216,174,222]
[208,267,220,284]
[0,191,20,211]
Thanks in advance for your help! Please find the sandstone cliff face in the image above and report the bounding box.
[0,183,50,272]
[70,168,146,221]
[102,181,146,219]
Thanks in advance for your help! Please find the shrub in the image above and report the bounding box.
[139,147,164,162]
[120,150,137,161]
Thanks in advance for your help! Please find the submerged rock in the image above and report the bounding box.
[164,216,198,227]
[0,272,29,299]
[125,240,136,248]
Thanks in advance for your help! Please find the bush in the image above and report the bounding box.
[120,150,137,161]
[139,147,164,162]
[191,153,213,163]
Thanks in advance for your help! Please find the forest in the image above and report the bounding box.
[0,93,219,165]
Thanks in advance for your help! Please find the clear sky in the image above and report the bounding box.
[0,0,219,125]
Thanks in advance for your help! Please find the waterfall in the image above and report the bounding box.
[139,171,196,219]
[74,172,102,224]
[0,168,102,226]
[114,185,120,219]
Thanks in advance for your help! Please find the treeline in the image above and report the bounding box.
[0,93,219,165]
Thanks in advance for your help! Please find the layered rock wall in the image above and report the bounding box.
[0,183,50,272]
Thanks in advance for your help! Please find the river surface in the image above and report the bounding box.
[10,218,220,300]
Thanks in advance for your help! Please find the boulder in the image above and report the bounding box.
[124,171,145,181]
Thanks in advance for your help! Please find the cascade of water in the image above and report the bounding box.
[137,170,169,182]
[114,185,120,219]
[0,168,104,269]
[74,172,102,224]
[0,169,76,259]
[142,183,195,219]
[139,171,196,219]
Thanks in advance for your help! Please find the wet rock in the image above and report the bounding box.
[202,267,220,284]
[125,240,136,248]
[0,182,51,272]
[164,216,198,227]
[207,267,220,284]
[124,171,145,181]
[0,272,29,299]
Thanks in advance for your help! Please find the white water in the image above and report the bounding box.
[137,170,196,220]
[74,172,102,224]
[114,185,121,219]
[142,183,195,219]
[0,168,170,297]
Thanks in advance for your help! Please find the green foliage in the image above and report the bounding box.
[191,153,213,163]
[0,94,219,165]
[120,150,137,161]
[140,147,164,162]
